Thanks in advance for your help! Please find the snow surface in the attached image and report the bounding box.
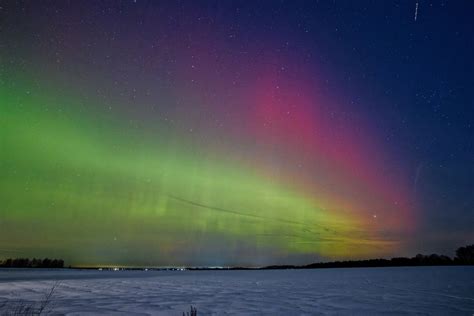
[0,266,473,315]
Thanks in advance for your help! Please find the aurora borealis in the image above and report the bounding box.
[1,1,473,266]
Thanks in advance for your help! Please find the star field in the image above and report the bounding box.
[0,0,473,266]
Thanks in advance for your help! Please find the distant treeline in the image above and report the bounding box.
[1,245,473,270]
[263,245,474,270]
[0,258,64,268]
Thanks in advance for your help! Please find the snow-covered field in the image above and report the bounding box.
[0,266,473,315]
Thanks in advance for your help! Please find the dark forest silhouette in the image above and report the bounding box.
[262,244,474,270]
[0,258,64,268]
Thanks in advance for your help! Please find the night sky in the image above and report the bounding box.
[1,1,473,267]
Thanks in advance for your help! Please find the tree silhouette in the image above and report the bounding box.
[0,258,64,268]
[456,244,474,264]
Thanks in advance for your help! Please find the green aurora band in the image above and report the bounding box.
[1,74,398,267]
